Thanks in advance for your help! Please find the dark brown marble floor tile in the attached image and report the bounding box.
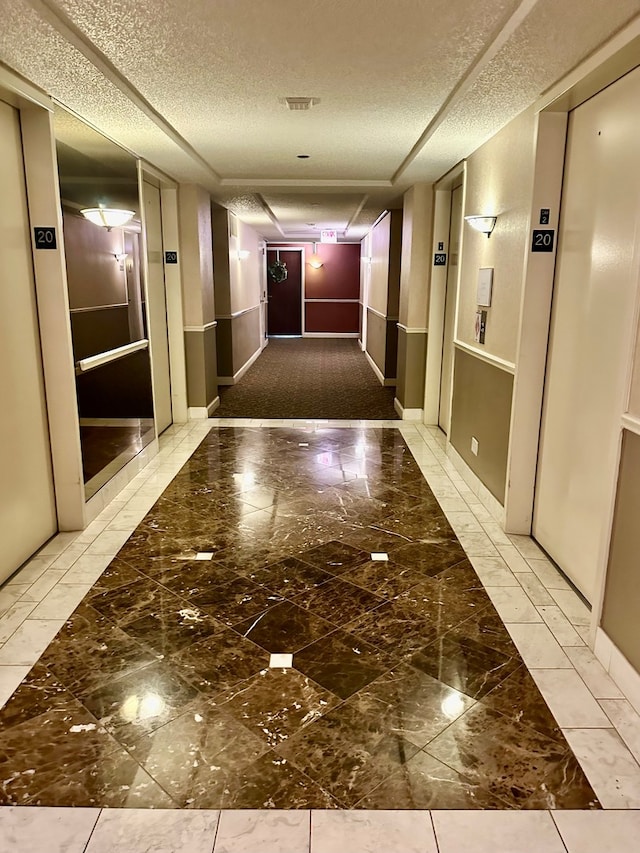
[340,525,412,554]
[170,628,270,696]
[118,526,186,562]
[294,577,385,625]
[481,664,563,740]
[249,556,333,597]
[0,665,75,731]
[89,576,174,626]
[395,576,491,621]
[187,750,339,809]
[349,663,476,747]
[297,539,370,575]
[294,629,392,699]
[122,603,221,657]
[148,560,242,598]
[192,576,284,627]
[425,703,600,808]
[379,506,459,545]
[411,632,519,700]
[128,706,268,806]
[81,661,200,749]
[0,702,121,805]
[233,600,335,653]
[342,561,427,599]
[392,540,469,577]
[277,710,420,807]
[39,605,156,698]
[452,602,520,658]
[356,750,510,809]
[347,598,464,660]
[212,668,339,747]
[29,747,177,808]
[89,557,142,595]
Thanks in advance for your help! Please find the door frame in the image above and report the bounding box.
[424,162,466,428]
[138,163,188,427]
[266,246,305,336]
[0,66,85,531]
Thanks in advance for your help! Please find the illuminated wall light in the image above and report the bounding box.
[81,205,135,230]
[464,215,497,238]
[308,242,323,269]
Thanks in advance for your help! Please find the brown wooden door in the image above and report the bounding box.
[267,249,302,335]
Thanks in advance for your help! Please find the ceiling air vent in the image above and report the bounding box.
[283,97,319,111]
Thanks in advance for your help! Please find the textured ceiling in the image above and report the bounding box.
[1,0,639,239]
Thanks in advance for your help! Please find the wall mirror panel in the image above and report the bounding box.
[54,107,155,499]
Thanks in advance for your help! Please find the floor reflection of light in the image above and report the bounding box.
[233,471,256,488]
[441,691,466,719]
[120,692,166,722]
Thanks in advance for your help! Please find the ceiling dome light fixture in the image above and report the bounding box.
[464,214,497,238]
[308,242,323,269]
[81,205,135,230]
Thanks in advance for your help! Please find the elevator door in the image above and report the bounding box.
[0,100,56,583]
[533,67,640,603]
[143,181,172,433]
[439,184,463,433]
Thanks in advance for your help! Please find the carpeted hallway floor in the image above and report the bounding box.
[215,338,398,419]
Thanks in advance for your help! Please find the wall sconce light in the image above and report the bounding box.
[236,249,250,260]
[464,215,497,238]
[81,206,135,230]
[308,242,323,269]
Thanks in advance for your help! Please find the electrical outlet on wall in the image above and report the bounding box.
[471,437,479,456]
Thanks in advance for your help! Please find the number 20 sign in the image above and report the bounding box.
[531,229,555,253]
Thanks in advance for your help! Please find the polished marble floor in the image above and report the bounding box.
[2,420,640,851]
[0,423,605,812]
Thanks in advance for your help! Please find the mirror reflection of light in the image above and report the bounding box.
[120,692,166,722]
[441,692,465,719]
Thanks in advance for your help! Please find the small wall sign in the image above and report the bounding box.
[531,230,555,252]
[320,229,337,243]
[165,251,178,264]
[438,241,444,251]
[539,208,550,225]
[434,253,447,266]
[33,227,57,249]
[477,267,493,307]
[475,310,487,344]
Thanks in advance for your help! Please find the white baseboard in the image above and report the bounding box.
[394,398,423,420]
[208,396,220,415]
[595,627,640,717]
[218,347,262,386]
[364,350,396,387]
[302,332,360,338]
[446,442,506,526]
[188,401,219,419]
[358,339,364,351]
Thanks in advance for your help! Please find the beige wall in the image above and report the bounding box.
[212,208,263,380]
[457,109,536,364]
[368,213,392,316]
[230,216,262,316]
[398,183,432,328]
[179,184,215,326]
[601,430,640,673]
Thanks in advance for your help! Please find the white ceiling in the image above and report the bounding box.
[1,0,639,240]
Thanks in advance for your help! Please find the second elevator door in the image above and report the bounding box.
[533,67,640,603]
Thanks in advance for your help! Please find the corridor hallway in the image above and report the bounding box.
[2,418,639,852]
[215,339,398,420]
